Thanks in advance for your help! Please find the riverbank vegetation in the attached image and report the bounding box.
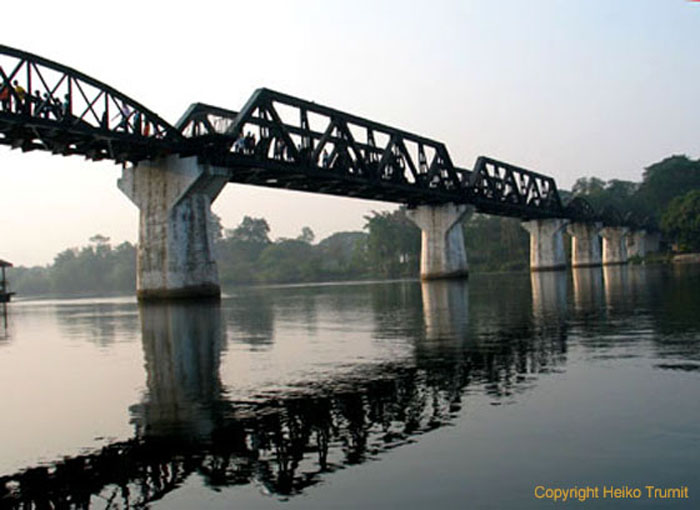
[7,154,700,296]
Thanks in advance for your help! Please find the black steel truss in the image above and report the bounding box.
[0,45,644,225]
[0,45,181,162]
[564,196,599,223]
[179,88,566,217]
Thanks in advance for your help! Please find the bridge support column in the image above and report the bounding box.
[600,227,629,265]
[626,229,647,259]
[407,204,470,280]
[567,222,602,267]
[118,155,228,300]
[521,218,568,271]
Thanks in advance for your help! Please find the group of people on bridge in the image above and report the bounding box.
[230,130,411,184]
[0,68,150,137]
[0,79,71,121]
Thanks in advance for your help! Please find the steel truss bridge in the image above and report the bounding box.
[0,45,646,228]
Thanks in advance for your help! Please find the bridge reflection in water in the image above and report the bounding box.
[572,267,604,313]
[0,282,570,508]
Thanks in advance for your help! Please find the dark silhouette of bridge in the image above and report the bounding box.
[0,45,655,298]
[0,44,598,222]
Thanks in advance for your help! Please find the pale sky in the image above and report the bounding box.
[1,0,699,266]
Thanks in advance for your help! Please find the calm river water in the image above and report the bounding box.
[0,265,698,509]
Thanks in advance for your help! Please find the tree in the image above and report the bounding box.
[227,216,271,245]
[258,239,320,283]
[364,208,420,277]
[637,155,700,220]
[297,226,315,244]
[209,213,224,244]
[572,177,605,196]
[217,216,272,284]
[89,234,110,246]
[661,190,700,252]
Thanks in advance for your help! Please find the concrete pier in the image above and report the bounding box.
[567,222,602,267]
[407,204,470,280]
[625,229,647,259]
[600,226,629,265]
[118,155,228,300]
[521,218,568,271]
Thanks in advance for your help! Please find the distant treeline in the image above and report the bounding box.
[8,154,700,296]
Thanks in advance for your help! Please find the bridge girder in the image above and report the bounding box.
[0,44,645,225]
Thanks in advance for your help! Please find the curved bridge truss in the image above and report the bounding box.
[0,45,181,162]
[0,44,643,226]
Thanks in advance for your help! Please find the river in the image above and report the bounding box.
[0,265,698,508]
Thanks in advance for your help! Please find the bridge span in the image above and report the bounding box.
[0,45,656,299]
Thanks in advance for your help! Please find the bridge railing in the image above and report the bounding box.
[0,45,180,161]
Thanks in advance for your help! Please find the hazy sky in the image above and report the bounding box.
[2,0,699,266]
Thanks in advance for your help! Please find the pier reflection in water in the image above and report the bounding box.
[420,280,469,341]
[2,267,700,508]
[572,266,604,313]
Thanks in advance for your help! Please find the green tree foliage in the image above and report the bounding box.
[463,214,530,272]
[572,155,700,223]
[259,239,321,283]
[637,155,700,221]
[661,190,700,252]
[226,216,271,244]
[297,226,315,244]
[571,176,642,214]
[364,208,420,278]
[9,238,136,296]
[218,216,272,284]
[317,232,369,278]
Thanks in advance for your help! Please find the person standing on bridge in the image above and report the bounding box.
[114,101,131,132]
[233,133,246,153]
[0,82,9,112]
[62,94,71,121]
[133,111,141,135]
[274,137,284,160]
[32,90,42,117]
[13,81,26,114]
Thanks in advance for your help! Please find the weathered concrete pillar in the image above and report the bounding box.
[521,218,568,271]
[600,227,629,265]
[407,204,470,280]
[625,229,647,259]
[567,222,602,267]
[118,155,228,300]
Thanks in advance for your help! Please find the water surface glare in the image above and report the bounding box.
[0,265,698,508]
